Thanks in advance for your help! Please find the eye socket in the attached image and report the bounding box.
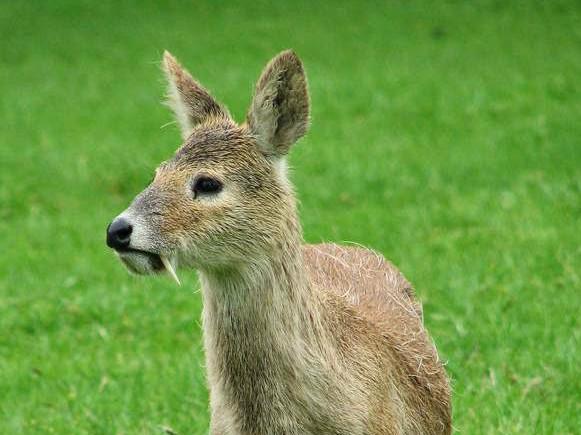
[193,176,223,197]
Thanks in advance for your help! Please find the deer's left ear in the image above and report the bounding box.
[162,51,230,140]
[247,50,310,157]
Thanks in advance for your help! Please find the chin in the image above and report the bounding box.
[117,250,164,275]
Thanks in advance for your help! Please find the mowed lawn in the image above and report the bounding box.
[0,1,579,433]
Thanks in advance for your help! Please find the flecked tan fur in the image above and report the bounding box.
[111,50,452,434]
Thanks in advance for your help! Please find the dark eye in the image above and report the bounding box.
[193,176,223,197]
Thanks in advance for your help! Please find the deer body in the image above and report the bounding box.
[106,50,451,434]
[202,233,449,434]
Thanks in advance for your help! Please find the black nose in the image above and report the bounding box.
[106,218,132,250]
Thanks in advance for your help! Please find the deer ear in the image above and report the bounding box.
[247,50,310,157]
[162,51,230,140]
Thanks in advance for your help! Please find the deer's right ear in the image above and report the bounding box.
[162,51,230,140]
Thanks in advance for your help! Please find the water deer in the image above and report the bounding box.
[106,50,451,434]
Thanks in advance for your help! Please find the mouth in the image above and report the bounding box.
[116,248,181,285]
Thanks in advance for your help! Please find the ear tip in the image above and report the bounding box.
[162,50,178,71]
[278,49,303,65]
[280,48,298,56]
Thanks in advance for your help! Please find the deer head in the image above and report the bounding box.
[106,50,310,283]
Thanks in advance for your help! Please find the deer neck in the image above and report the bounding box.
[197,214,326,417]
[199,220,319,349]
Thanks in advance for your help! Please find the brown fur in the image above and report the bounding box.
[109,50,452,434]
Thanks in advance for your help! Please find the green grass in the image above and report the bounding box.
[1,0,579,433]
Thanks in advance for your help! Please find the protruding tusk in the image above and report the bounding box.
[160,255,181,286]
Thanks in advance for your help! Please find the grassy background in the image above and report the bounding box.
[1,1,579,433]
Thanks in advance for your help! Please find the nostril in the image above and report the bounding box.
[117,224,132,240]
[106,218,133,250]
